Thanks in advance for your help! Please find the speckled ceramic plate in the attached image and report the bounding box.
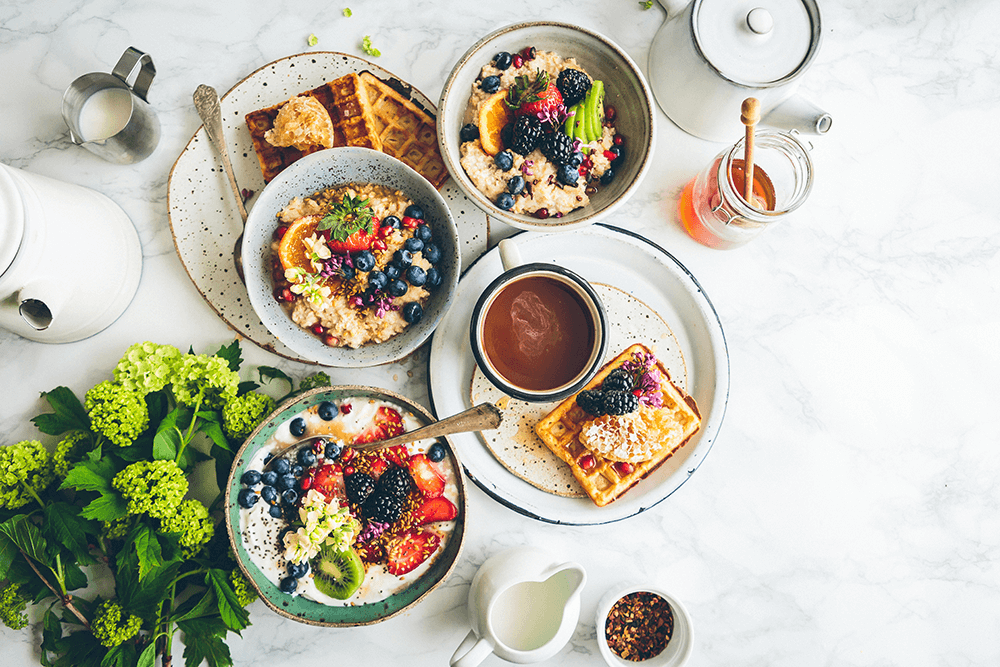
[224,386,466,626]
[167,52,488,364]
[428,225,729,525]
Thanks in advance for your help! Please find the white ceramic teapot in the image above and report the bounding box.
[648,0,832,142]
[0,163,142,343]
[450,546,587,667]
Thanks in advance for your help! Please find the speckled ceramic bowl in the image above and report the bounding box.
[224,386,467,626]
[438,22,656,232]
[596,582,694,667]
[242,147,460,366]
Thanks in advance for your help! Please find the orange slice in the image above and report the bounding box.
[278,215,323,272]
[477,90,513,156]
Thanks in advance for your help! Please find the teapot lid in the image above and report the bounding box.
[0,164,26,276]
[693,0,821,87]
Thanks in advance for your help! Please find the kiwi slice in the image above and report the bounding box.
[310,544,365,600]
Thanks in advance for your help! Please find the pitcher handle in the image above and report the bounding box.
[112,47,156,102]
[450,631,494,667]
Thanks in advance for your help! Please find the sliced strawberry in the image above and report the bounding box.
[311,464,346,502]
[385,528,441,575]
[354,406,405,444]
[327,227,374,254]
[408,454,445,498]
[368,458,388,479]
[385,444,410,467]
[412,497,457,526]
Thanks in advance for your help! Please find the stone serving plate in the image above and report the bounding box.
[241,147,460,366]
[224,386,467,627]
[437,21,657,232]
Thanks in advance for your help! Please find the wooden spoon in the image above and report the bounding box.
[740,97,761,208]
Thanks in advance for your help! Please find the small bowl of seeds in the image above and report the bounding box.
[595,582,693,667]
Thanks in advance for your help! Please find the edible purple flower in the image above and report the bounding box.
[621,351,663,407]
[535,104,573,131]
[521,159,534,176]
[373,293,399,319]
[356,520,390,544]
[320,253,354,280]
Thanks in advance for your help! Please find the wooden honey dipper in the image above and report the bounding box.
[741,97,761,208]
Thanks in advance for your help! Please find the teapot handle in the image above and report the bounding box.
[450,631,494,667]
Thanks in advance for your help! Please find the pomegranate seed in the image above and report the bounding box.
[379,225,394,238]
[344,465,356,476]
[313,440,325,454]
[614,461,634,476]
[603,150,617,161]
[632,389,642,397]
[300,476,313,490]
[273,225,288,240]
[340,403,352,414]
[605,106,617,122]
[322,334,339,346]
[341,448,355,462]
[520,46,536,61]
[402,216,419,229]
[373,239,387,251]
[533,208,550,219]
[579,454,596,471]
[512,54,524,69]
[613,135,624,146]
[311,323,325,335]
[280,288,295,302]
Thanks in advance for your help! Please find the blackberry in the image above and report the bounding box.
[361,492,404,523]
[539,132,575,165]
[576,389,606,416]
[510,115,542,155]
[601,368,633,393]
[556,68,592,107]
[603,389,639,416]
[345,472,376,505]
[376,465,412,498]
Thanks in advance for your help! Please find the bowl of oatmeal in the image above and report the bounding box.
[242,147,460,366]
[438,22,656,231]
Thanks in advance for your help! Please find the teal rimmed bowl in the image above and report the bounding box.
[224,386,467,626]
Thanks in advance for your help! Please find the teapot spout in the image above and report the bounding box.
[762,94,832,135]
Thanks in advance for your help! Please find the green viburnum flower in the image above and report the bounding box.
[230,568,258,607]
[52,431,91,478]
[101,517,130,541]
[362,35,380,57]
[112,460,188,519]
[85,381,149,448]
[298,372,332,392]
[0,583,29,630]
[158,499,214,556]
[171,353,240,410]
[0,439,55,510]
[91,600,141,648]
[307,33,319,46]
[113,341,182,395]
[222,392,276,441]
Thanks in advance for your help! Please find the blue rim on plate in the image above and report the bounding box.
[427,224,729,525]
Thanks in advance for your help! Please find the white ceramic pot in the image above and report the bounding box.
[0,163,142,343]
[648,0,832,143]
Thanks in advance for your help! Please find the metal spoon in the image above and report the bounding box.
[262,403,502,471]
[193,84,248,282]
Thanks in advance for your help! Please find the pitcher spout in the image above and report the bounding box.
[17,280,66,331]
[762,94,832,135]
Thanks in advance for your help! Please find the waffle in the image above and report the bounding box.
[534,344,702,507]
[245,72,382,183]
[358,72,448,189]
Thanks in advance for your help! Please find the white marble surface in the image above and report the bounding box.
[2,0,999,665]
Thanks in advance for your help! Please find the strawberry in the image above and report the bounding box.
[506,70,563,117]
[408,454,445,498]
[311,464,346,502]
[354,407,405,445]
[412,497,457,526]
[385,444,410,467]
[368,458,388,478]
[385,528,441,575]
[327,227,374,254]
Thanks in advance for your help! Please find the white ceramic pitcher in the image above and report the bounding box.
[648,0,832,142]
[0,163,142,343]
[451,546,587,666]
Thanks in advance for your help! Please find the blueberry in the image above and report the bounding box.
[415,224,433,243]
[459,123,479,143]
[568,152,584,168]
[387,279,408,298]
[382,215,401,229]
[404,237,424,253]
[292,465,304,478]
[273,458,291,475]
[269,504,284,519]
[241,470,262,486]
[493,51,512,70]
[296,448,317,467]
[393,249,413,267]
[340,265,356,281]
[263,453,274,465]
[496,193,515,210]
[368,270,388,290]
[237,488,259,508]
[494,150,514,171]
[507,175,525,195]
[557,164,580,186]
[427,442,447,462]
[405,265,427,287]
[384,263,401,280]
[289,418,306,437]
[260,485,278,505]
[353,250,376,272]
[278,474,297,491]
[405,204,424,220]
[480,75,501,94]
[600,166,616,185]
[282,488,299,505]
[426,267,443,289]
[279,576,298,593]
[422,243,442,264]
[318,400,337,421]
[261,470,278,487]
[402,302,423,323]
[324,441,343,460]
[287,560,309,579]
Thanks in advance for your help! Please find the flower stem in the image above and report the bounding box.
[175,397,203,464]
[19,548,90,629]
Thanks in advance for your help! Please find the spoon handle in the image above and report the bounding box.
[193,84,248,224]
[355,403,503,451]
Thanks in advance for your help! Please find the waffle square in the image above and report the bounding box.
[534,344,702,507]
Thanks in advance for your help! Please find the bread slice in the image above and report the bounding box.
[534,344,701,507]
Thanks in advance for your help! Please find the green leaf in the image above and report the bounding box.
[257,365,292,386]
[199,418,230,452]
[137,642,157,667]
[51,628,104,667]
[61,465,110,493]
[80,493,129,522]
[100,643,136,667]
[178,618,233,667]
[214,340,243,372]
[212,445,235,498]
[1,514,49,564]
[62,560,88,591]
[0,531,17,580]
[236,380,259,396]
[132,525,164,581]
[43,503,96,565]
[31,387,90,435]
[207,569,250,632]
[145,390,169,423]
[116,548,179,619]
[153,424,182,461]
[41,608,63,659]
[172,587,219,623]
